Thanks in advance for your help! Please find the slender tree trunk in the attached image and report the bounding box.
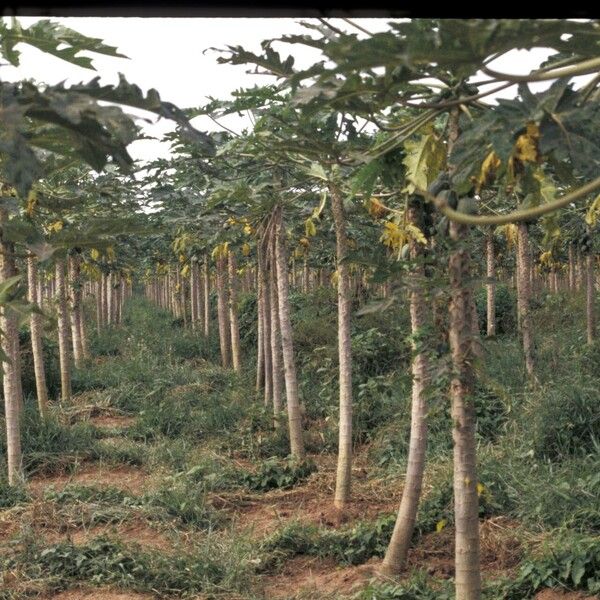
[586,248,595,345]
[55,259,72,403]
[228,253,241,372]
[107,271,114,324]
[190,262,199,330]
[269,231,284,423]
[203,259,210,337]
[517,223,535,379]
[256,256,265,393]
[576,249,584,292]
[302,258,308,293]
[381,199,430,574]
[273,207,305,459]
[27,254,49,419]
[260,243,273,408]
[79,299,90,359]
[330,184,353,509]
[68,255,84,368]
[216,254,231,368]
[1,208,24,485]
[569,244,575,293]
[101,272,108,327]
[448,109,481,600]
[449,220,482,599]
[486,233,496,337]
[95,279,102,334]
[179,269,187,328]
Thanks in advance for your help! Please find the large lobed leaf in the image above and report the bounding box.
[0,18,126,69]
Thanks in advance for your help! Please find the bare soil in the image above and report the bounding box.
[261,556,377,599]
[43,587,155,600]
[218,452,400,538]
[27,464,153,497]
[89,414,137,428]
[535,590,599,600]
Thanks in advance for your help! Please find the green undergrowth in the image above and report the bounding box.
[2,290,600,599]
[41,480,224,530]
[0,533,257,599]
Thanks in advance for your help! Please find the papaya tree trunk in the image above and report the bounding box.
[517,223,535,379]
[259,241,273,407]
[228,253,241,372]
[216,254,231,368]
[95,279,102,334]
[576,249,584,292]
[486,232,496,337]
[79,298,90,359]
[27,253,49,419]
[203,259,210,337]
[269,229,284,423]
[330,184,353,509]
[190,262,199,330]
[101,272,108,327]
[586,248,595,345]
[68,255,84,368]
[55,259,72,403]
[303,257,309,293]
[381,199,430,574]
[447,109,481,600]
[180,269,187,328]
[273,206,305,459]
[449,219,482,600]
[256,254,265,393]
[1,208,24,485]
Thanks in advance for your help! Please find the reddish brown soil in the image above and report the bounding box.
[261,556,377,599]
[27,464,152,497]
[44,588,155,600]
[407,516,523,579]
[89,414,136,428]
[39,520,175,552]
[535,591,599,600]
[218,452,400,538]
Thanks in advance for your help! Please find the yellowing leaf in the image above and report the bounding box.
[47,220,63,233]
[242,242,251,256]
[476,151,501,193]
[514,122,540,164]
[26,190,38,217]
[368,197,389,219]
[243,223,253,235]
[476,482,486,496]
[436,519,447,533]
[403,131,446,194]
[586,194,600,226]
[90,248,100,261]
[305,218,317,237]
[380,220,405,254]
[106,247,116,263]
[181,264,190,277]
[497,224,518,249]
[211,242,229,260]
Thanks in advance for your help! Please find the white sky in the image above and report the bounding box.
[1,17,585,166]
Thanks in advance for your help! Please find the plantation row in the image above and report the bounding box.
[1,17,600,600]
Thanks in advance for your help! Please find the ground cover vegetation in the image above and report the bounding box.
[0,16,600,600]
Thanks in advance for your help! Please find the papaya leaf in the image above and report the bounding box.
[403,132,446,195]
